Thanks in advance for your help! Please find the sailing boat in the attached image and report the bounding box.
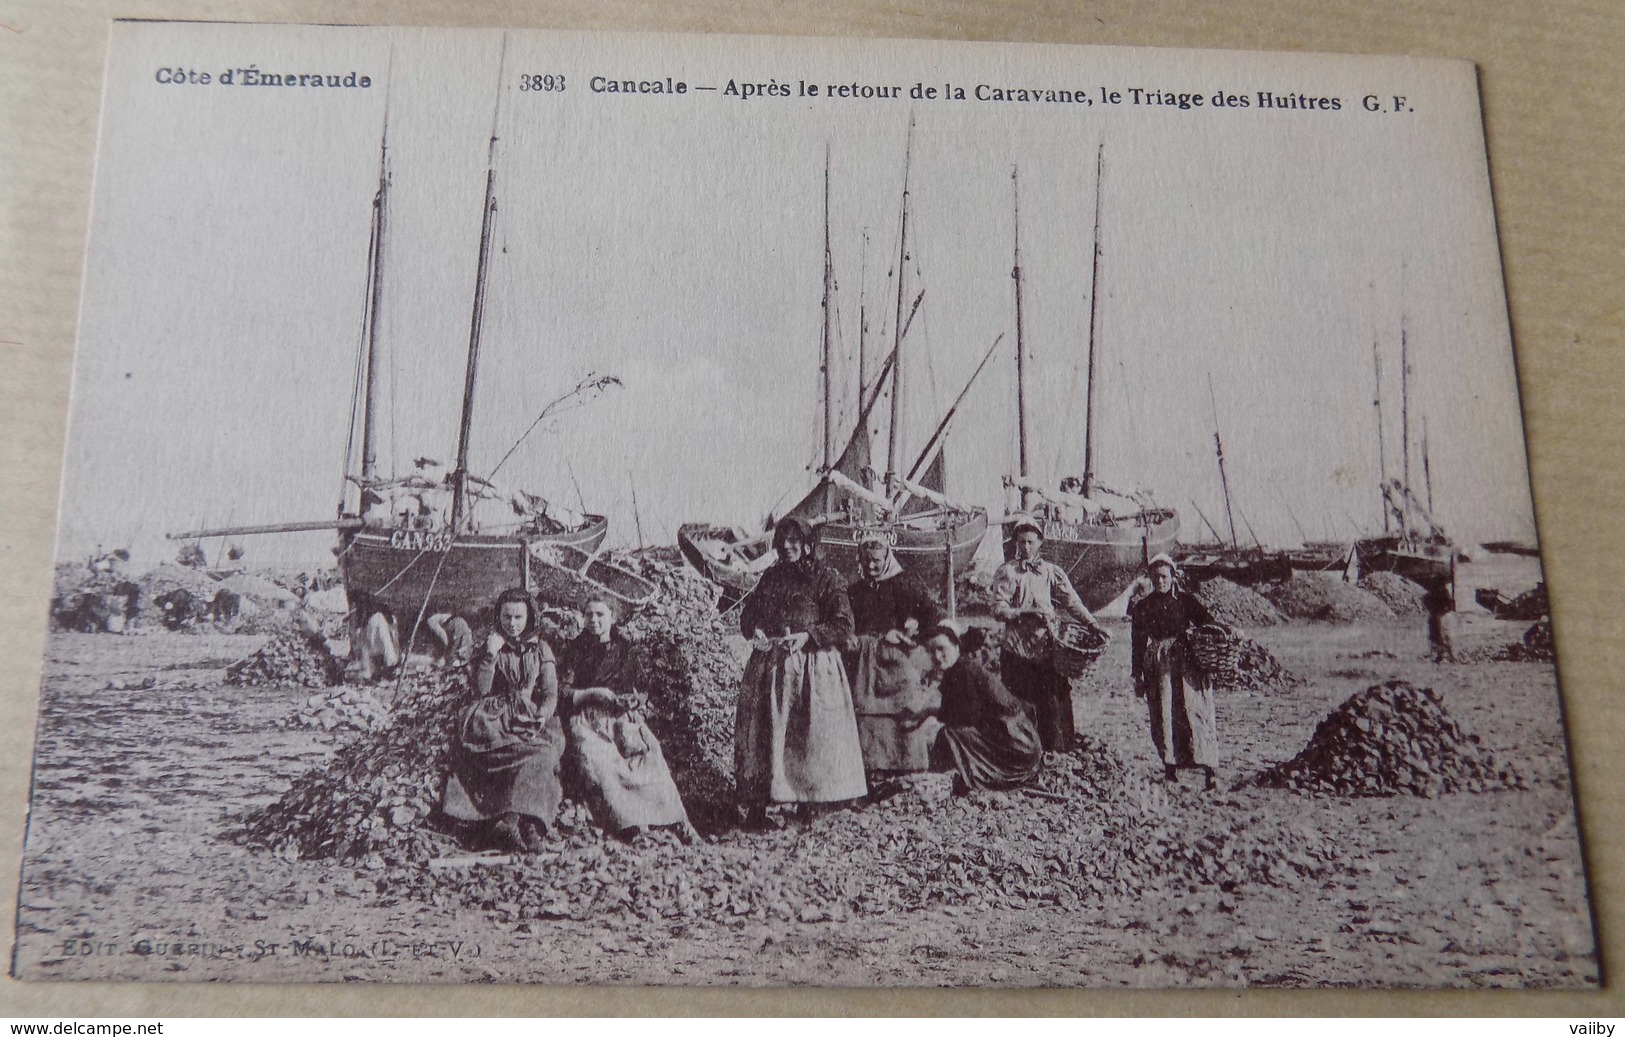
[1174,375,1295,586]
[679,131,991,605]
[171,67,643,634]
[1355,312,1456,585]
[1002,150,1179,611]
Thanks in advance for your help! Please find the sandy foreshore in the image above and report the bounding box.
[11,607,1596,987]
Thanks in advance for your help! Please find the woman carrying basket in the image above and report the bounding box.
[1128,553,1221,790]
[990,516,1110,752]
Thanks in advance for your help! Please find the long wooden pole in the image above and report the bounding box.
[169,519,365,539]
[630,470,645,554]
[360,126,389,487]
[858,232,869,413]
[1422,416,1434,516]
[1373,333,1388,533]
[1209,373,1239,550]
[1012,166,1030,513]
[906,332,1006,484]
[821,145,834,515]
[451,40,508,535]
[885,117,914,498]
[1082,143,1106,500]
[857,230,870,488]
[1400,315,1411,508]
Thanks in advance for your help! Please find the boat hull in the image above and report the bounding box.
[528,540,656,612]
[339,515,607,625]
[1285,543,1353,573]
[1011,511,1181,612]
[1356,535,1456,586]
[677,523,772,600]
[1174,550,1294,588]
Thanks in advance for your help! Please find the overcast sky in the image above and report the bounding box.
[58,24,1535,569]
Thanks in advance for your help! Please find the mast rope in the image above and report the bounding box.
[392,543,454,700]
[372,547,433,596]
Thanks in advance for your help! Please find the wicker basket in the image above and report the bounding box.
[1183,623,1241,676]
[1053,623,1108,679]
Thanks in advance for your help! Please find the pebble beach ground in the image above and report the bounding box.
[11,584,1595,987]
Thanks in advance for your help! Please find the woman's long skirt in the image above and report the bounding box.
[845,635,937,772]
[1000,650,1075,752]
[565,699,690,832]
[735,646,868,804]
[931,712,1044,791]
[442,696,566,824]
[1139,637,1218,768]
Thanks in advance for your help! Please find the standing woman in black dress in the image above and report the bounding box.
[1128,554,1221,789]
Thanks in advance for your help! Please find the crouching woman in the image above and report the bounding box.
[440,588,565,853]
[922,623,1044,792]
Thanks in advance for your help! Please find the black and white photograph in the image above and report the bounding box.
[12,21,1597,987]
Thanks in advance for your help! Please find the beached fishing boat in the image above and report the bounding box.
[681,130,990,605]
[528,542,656,613]
[171,67,615,634]
[1173,376,1351,586]
[1002,152,1179,612]
[1355,315,1457,586]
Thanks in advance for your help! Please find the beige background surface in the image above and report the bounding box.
[1,0,1620,1017]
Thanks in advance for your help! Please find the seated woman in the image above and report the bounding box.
[560,597,696,843]
[440,588,565,854]
[922,623,1044,792]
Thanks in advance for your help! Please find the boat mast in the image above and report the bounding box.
[857,230,870,489]
[357,128,388,494]
[907,333,1005,483]
[1209,373,1239,550]
[884,117,915,499]
[1373,332,1389,533]
[1400,312,1411,537]
[1422,416,1434,516]
[821,145,835,515]
[1011,166,1031,513]
[451,44,508,535]
[1082,142,1106,501]
[857,231,870,399]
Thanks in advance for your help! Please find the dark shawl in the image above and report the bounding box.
[1129,588,1215,674]
[563,628,637,695]
[847,571,942,638]
[740,559,854,651]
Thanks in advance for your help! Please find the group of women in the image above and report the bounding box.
[436,516,1225,849]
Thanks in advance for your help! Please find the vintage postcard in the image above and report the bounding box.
[15,21,1595,986]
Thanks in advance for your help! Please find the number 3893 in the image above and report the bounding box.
[519,74,566,92]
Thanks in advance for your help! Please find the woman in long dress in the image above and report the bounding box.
[735,517,867,826]
[1128,554,1220,789]
[560,597,696,842]
[922,623,1044,791]
[440,588,565,853]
